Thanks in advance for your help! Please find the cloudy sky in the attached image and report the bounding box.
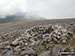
[0,0,74,19]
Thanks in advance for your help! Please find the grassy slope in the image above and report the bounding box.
[0,19,75,33]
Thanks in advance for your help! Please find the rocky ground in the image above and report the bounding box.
[0,19,75,56]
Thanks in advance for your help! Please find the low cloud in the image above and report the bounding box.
[0,0,74,19]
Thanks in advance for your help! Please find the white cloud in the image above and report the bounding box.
[0,0,74,19]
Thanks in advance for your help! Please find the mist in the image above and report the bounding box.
[0,0,74,19]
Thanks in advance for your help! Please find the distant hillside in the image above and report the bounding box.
[0,13,74,23]
[0,13,40,23]
[0,14,27,23]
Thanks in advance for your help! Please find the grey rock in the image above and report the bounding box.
[20,48,37,56]
[26,33,33,40]
[43,34,50,39]
[0,41,10,48]
[22,47,27,50]
[52,45,62,56]
[35,40,40,45]
[40,40,44,44]
[62,39,67,44]
[46,43,54,49]
[47,24,53,33]
[19,40,25,47]
[73,35,75,39]
[53,37,58,42]
[38,51,50,56]
[33,36,38,41]
[5,50,13,56]
[25,42,28,46]
[2,49,13,56]
[14,46,20,51]
[60,47,68,51]
[12,38,19,46]
[52,45,69,56]
[29,40,35,46]
[39,46,44,51]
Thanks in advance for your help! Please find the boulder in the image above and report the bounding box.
[20,48,37,56]
[38,51,50,56]
[2,49,13,56]
[52,45,62,56]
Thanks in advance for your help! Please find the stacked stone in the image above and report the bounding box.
[24,24,72,44]
[0,24,73,56]
[49,25,71,43]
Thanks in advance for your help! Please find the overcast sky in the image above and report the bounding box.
[0,0,74,19]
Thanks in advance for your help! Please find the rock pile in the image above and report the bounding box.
[0,29,25,42]
[0,24,74,56]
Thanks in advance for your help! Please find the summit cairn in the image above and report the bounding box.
[0,24,74,56]
[23,24,71,44]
